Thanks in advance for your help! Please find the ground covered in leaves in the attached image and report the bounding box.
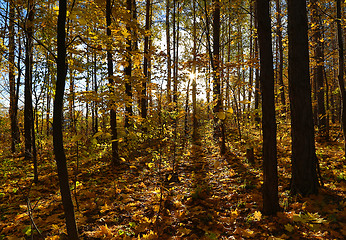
[0,123,345,239]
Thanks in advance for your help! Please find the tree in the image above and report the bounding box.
[288,0,319,196]
[8,0,20,153]
[53,0,79,238]
[24,0,38,182]
[24,0,34,161]
[336,0,345,159]
[124,0,133,130]
[106,0,120,166]
[275,0,286,113]
[166,0,172,103]
[311,0,328,139]
[192,0,198,143]
[141,0,151,119]
[257,0,279,215]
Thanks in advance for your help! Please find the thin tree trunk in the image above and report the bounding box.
[125,0,133,130]
[192,0,198,143]
[276,0,286,113]
[9,0,19,153]
[93,51,98,134]
[248,0,254,111]
[254,4,260,124]
[142,0,151,119]
[166,0,172,103]
[311,0,327,139]
[53,0,79,238]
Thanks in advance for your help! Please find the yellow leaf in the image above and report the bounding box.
[253,211,262,221]
[217,111,226,120]
[93,131,103,138]
[148,162,154,168]
[243,229,254,237]
[227,107,234,114]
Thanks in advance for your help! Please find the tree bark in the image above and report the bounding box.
[125,0,133,130]
[24,0,34,161]
[336,0,346,159]
[106,0,120,166]
[276,0,286,113]
[288,0,319,196]
[53,0,79,238]
[142,0,151,119]
[311,0,328,139]
[257,0,279,215]
[192,0,198,143]
[9,0,20,153]
[166,0,172,103]
[254,4,260,124]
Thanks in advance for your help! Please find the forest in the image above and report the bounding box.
[0,0,345,239]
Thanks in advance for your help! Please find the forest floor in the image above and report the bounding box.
[0,122,345,239]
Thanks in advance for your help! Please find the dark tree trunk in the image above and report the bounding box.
[141,0,150,119]
[192,0,198,143]
[248,0,254,111]
[166,0,172,103]
[9,1,20,153]
[254,4,260,124]
[24,0,34,161]
[93,51,98,134]
[257,0,279,215]
[212,0,225,154]
[311,0,328,139]
[276,0,286,113]
[336,0,346,159]
[288,0,319,196]
[53,0,79,238]
[46,53,52,136]
[125,0,133,130]
[107,0,120,166]
[212,0,221,115]
[172,0,179,106]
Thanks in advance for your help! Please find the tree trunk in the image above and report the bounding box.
[257,0,279,215]
[311,0,327,139]
[336,0,346,159]
[254,4,260,124]
[93,51,98,134]
[288,0,319,196]
[172,0,179,106]
[212,0,221,118]
[53,0,78,238]
[248,0,254,111]
[276,0,286,113]
[9,0,20,153]
[125,0,133,130]
[142,0,151,119]
[212,0,225,154]
[192,0,198,143]
[24,0,34,160]
[107,0,120,166]
[166,0,172,103]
